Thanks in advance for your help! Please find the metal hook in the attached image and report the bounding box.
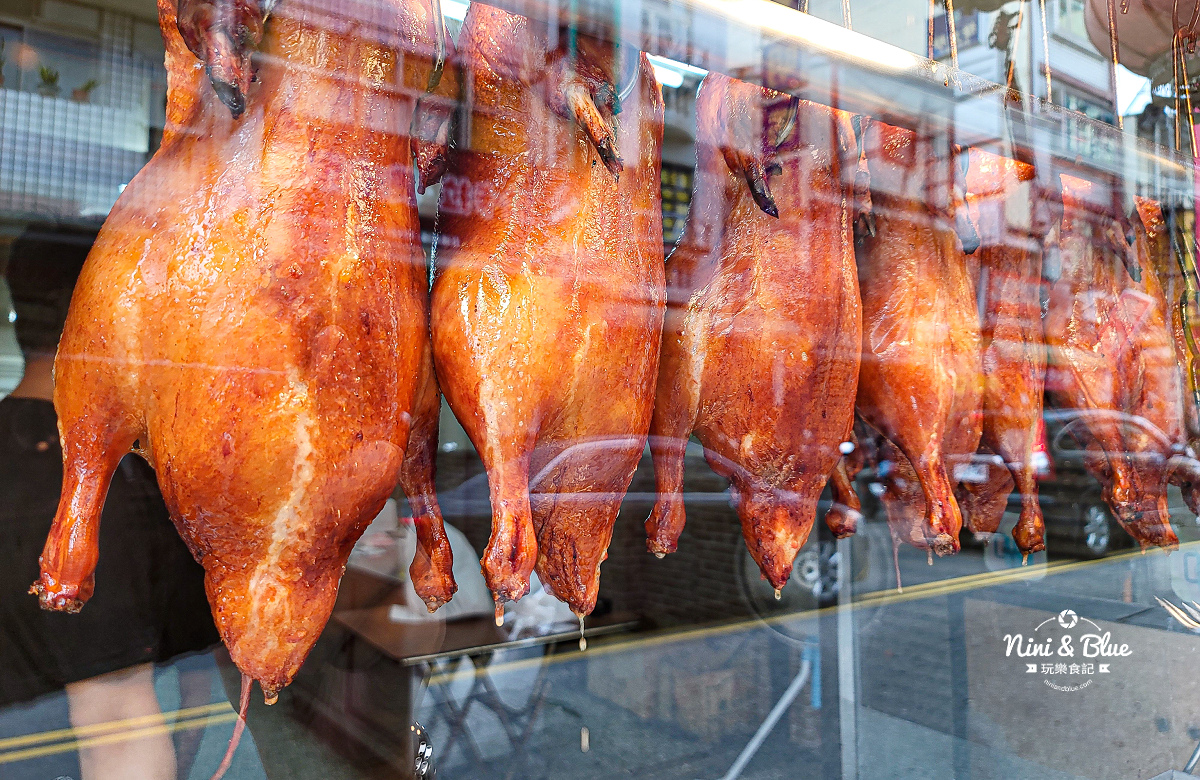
[1157,596,1200,630]
[426,0,447,93]
[773,97,798,149]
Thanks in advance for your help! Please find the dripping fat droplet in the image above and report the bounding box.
[927,549,934,566]
[578,615,587,651]
[495,603,504,627]
[774,588,782,600]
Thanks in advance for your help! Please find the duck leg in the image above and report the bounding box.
[32,388,137,612]
[399,340,457,611]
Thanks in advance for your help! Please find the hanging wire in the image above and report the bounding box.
[800,0,809,12]
[1175,30,1185,148]
[1171,0,1200,155]
[1174,0,1183,151]
[928,0,936,59]
[1106,0,1124,130]
[1182,40,1199,157]
[1171,214,1200,421]
[946,0,958,69]
[1006,1,1026,92]
[1037,0,1052,98]
[842,0,852,29]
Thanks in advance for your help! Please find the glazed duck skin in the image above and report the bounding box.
[1131,197,1200,514]
[1045,175,1183,549]
[962,149,1047,553]
[32,0,455,699]
[429,5,664,615]
[646,74,861,590]
[855,121,983,556]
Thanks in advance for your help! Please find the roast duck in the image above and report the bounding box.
[960,149,1048,554]
[422,4,664,616]
[854,121,983,561]
[1045,174,1185,549]
[645,73,861,591]
[32,0,457,703]
[1130,197,1200,516]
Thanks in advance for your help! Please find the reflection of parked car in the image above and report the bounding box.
[434,436,737,519]
[1013,408,1180,558]
[859,407,1157,559]
[433,435,866,606]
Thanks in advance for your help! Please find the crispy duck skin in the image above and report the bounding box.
[645,75,861,590]
[31,0,455,700]
[855,121,983,557]
[428,5,664,615]
[1132,197,1200,513]
[1045,175,1183,549]
[960,149,1047,553]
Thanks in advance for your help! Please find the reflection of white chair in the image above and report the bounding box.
[0,279,24,400]
[500,574,577,639]
[414,576,610,780]
[343,498,636,778]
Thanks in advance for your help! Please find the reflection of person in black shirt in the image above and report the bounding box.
[0,226,220,779]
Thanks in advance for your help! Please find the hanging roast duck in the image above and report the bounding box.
[854,120,983,560]
[1045,174,1184,549]
[32,0,457,704]
[423,4,664,616]
[645,73,861,591]
[1129,196,1200,517]
[959,148,1047,554]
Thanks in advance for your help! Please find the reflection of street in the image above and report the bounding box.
[397,440,1200,780]
[418,507,1200,780]
[1,448,1196,779]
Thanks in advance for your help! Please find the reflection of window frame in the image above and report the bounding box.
[1055,0,1088,41]
[931,11,982,61]
[1053,84,1115,125]
[660,164,693,246]
[1051,84,1118,163]
[0,21,102,99]
[0,24,24,92]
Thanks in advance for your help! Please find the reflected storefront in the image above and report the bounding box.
[0,0,1199,779]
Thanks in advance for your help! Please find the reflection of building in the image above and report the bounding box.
[0,0,164,225]
[940,3,1164,194]
[945,1,1116,118]
[0,0,163,395]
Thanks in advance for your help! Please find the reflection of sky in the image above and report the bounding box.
[1117,64,1152,118]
